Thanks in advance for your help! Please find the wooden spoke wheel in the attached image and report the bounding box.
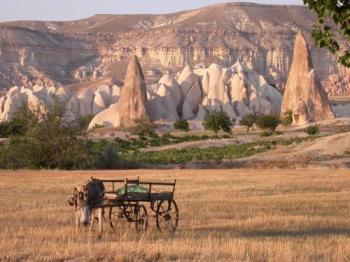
[150,200,161,214]
[109,205,133,229]
[156,200,179,232]
[134,205,148,232]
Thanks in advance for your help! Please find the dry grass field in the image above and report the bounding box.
[1,169,350,261]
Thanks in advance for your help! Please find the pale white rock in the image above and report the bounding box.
[64,96,80,122]
[152,83,179,121]
[96,84,111,106]
[158,73,182,107]
[92,91,106,115]
[182,81,202,120]
[177,65,200,97]
[78,88,94,116]
[88,103,120,129]
[196,105,208,120]
[110,85,121,104]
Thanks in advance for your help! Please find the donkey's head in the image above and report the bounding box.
[68,179,105,227]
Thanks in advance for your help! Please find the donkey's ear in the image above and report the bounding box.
[68,197,75,206]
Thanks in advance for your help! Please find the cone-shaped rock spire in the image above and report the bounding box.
[117,55,151,127]
[281,32,334,125]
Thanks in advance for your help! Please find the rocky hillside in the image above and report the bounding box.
[0,2,345,90]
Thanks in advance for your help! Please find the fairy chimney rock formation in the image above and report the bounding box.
[117,55,151,128]
[281,31,334,125]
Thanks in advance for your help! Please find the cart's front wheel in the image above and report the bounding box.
[135,205,148,232]
[156,200,179,232]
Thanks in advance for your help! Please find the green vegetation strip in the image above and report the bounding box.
[121,137,313,165]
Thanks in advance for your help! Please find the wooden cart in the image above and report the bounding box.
[93,177,179,233]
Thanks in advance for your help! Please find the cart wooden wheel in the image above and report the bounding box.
[135,205,148,232]
[156,200,179,232]
[150,200,161,214]
[109,205,133,229]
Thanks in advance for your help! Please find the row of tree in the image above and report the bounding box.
[173,111,292,136]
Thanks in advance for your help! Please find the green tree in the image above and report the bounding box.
[239,113,257,133]
[174,119,190,132]
[256,115,280,133]
[203,111,232,136]
[94,143,120,169]
[304,0,350,66]
[0,102,91,169]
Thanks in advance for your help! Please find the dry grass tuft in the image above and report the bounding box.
[1,169,350,261]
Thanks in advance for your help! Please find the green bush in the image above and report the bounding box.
[281,110,293,126]
[78,115,94,130]
[305,125,320,136]
[0,102,92,169]
[260,130,273,137]
[256,115,280,132]
[275,130,284,135]
[0,107,32,138]
[203,111,232,136]
[131,120,158,139]
[94,143,120,169]
[174,119,190,132]
[239,113,257,133]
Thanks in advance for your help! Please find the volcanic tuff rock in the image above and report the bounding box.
[281,32,335,125]
[116,56,151,127]
[0,3,347,91]
[89,56,151,128]
[0,82,122,123]
[89,58,282,129]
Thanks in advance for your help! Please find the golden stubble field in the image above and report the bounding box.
[1,169,350,261]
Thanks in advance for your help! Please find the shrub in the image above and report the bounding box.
[281,110,293,126]
[275,130,284,135]
[174,119,190,132]
[260,130,273,137]
[305,125,320,136]
[239,113,257,133]
[203,111,232,136]
[94,143,120,169]
[256,115,280,132]
[0,102,92,169]
[131,120,158,139]
[92,124,104,130]
[78,115,94,130]
[0,107,32,138]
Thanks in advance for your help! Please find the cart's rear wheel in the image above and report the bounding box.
[135,205,148,232]
[156,200,179,232]
[150,200,161,214]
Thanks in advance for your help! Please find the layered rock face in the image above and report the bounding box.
[281,32,335,125]
[0,3,345,91]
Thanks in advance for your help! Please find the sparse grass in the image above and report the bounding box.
[1,169,350,261]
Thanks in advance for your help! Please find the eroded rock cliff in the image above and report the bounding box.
[0,3,346,92]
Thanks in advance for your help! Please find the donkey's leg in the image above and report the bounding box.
[75,212,80,232]
[98,208,103,234]
[90,211,95,232]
